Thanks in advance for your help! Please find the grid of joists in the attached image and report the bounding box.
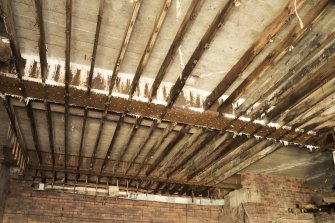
[1,0,335,196]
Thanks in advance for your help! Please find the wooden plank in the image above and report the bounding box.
[34,0,48,83]
[145,124,191,176]
[87,0,105,94]
[149,0,204,101]
[109,0,142,93]
[129,0,172,99]
[204,0,307,110]
[124,120,158,175]
[217,0,330,114]
[165,0,236,109]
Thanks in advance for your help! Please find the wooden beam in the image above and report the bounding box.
[77,107,88,171]
[237,30,335,122]
[1,97,29,165]
[148,0,204,101]
[146,124,191,176]
[203,0,307,110]
[165,0,236,109]
[109,0,142,93]
[100,114,124,173]
[134,122,177,176]
[1,0,25,79]
[166,130,219,178]
[64,0,72,179]
[124,120,158,175]
[265,48,335,122]
[34,0,48,83]
[129,0,172,99]
[44,101,55,170]
[217,0,330,114]
[113,117,142,172]
[26,101,43,164]
[89,118,105,169]
[87,0,105,94]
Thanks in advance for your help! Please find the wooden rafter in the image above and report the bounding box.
[34,0,48,83]
[217,0,330,114]
[165,0,236,109]
[26,101,43,164]
[148,0,204,101]
[203,0,307,110]
[109,0,142,93]
[113,117,142,172]
[77,107,88,172]
[124,120,158,175]
[87,0,105,94]
[129,0,172,99]
[64,0,72,180]
[134,122,177,176]
[44,101,55,172]
[146,124,190,176]
[89,117,105,169]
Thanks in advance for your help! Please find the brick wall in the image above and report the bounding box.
[221,174,315,223]
[1,174,321,223]
[2,178,223,223]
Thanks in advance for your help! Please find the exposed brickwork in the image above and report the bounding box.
[2,178,223,223]
[1,174,324,223]
[221,174,315,223]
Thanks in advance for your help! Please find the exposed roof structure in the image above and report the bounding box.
[0,0,334,198]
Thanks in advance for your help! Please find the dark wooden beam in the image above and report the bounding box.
[134,122,177,176]
[266,48,335,122]
[129,0,172,99]
[44,101,55,170]
[109,0,142,93]
[169,184,181,195]
[26,101,42,164]
[124,120,157,175]
[146,124,190,176]
[113,117,142,172]
[1,97,29,165]
[217,1,330,114]
[1,0,25,79]
[77,107,88,171]
[87,0,105,94]
[166,131,219,178]
[64,0,72,180]
[100,114,124,173]
[165,0,236,109]
[148,0,204,101]
[34,0,48,83]
[203,0,307,110]
[89,118,105,169]
[238,30,335,122]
